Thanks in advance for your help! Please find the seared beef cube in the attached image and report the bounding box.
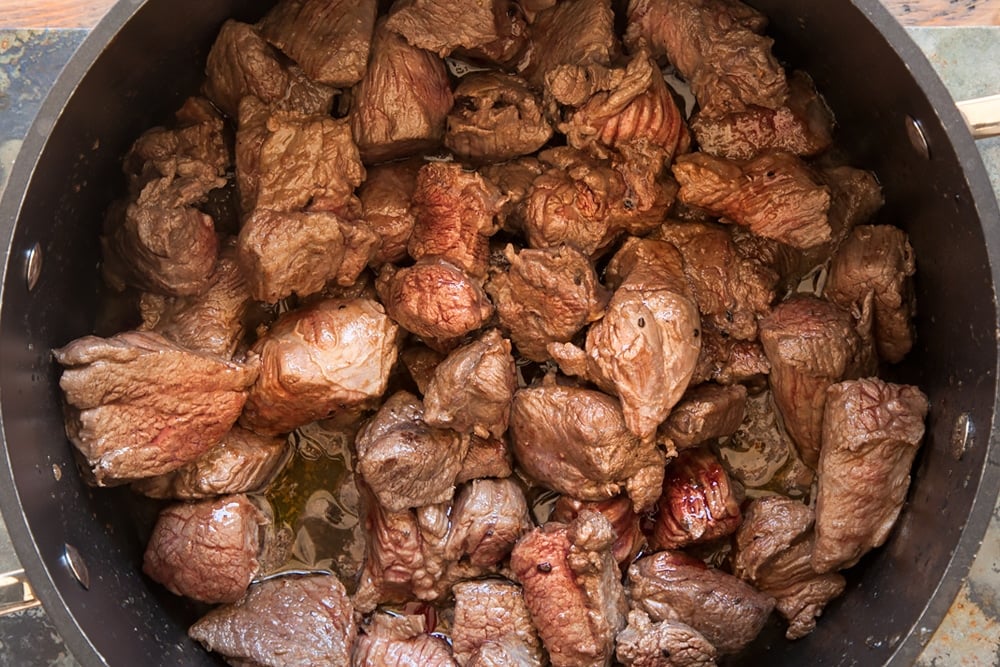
[423,329,516,439]
[452,580,543,666]
[236,102,365,214]
[446,478,532,567]
[486,244,610,362]
[615,610,717,667]
[625,0,787,115]
[650,449,741,550]
[355,391,469,511]
[658,383,748,449]
[258,0,377,87]
[480,157,544,232]
[138,242,252,359]
[400,343,446,396]
[734,496,846,640]
[690,325,770,386]
[628,550,775,655]
[509,381,665,511]
[520,0,617,90]
[446,72,552,163]
[190,574,357,667]
[822,166,885,246]
[812,378,928,573]
[551,494,643,567]
[351,21,454,164]
[550,238,701,441]
[132,426,287,500]
[238,208,378,303]
[143,494,264,603]
[376,258,494,350]
[510,511,627,667]
[760,296,872,468]
[203,21,336,119]
[102,177,220,297]
[408,162,505,278]
[690,71,834,161]
[353,614,457,667]
[360,159,422,266]
[241,299,399,435]
[655,219,777,340]
[54,331,257,485]
[672,150,832,250]
[468,638,542,667]
[386,0,527,62]
[826,225,916,363]
[456,435,513,483]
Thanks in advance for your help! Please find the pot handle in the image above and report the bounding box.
[0,569,41,616]
[957,94,1000,140]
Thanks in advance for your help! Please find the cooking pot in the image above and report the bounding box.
[0,0,998,665]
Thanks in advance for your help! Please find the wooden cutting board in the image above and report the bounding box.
[0,0,997,28]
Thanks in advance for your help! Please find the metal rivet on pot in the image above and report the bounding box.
[62,544,90,590]
[905,115,931,159]
[24,243,42,291]
[950,412,974,461]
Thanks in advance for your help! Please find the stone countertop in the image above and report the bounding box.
[0,10,998,667]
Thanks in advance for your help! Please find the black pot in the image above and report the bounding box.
[1,1,997,665]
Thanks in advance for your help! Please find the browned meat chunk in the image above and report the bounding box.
[467,638,543,667]
[480,157,544,232]
[54,331,256,485]
[258,0,377,87]
[658,383,747,449]
[355,391,469,511]
[550,239,701,440]
[446,72,553,163]
[625,0,787,115]
[826,225,916,364]
[241,299,399,435]
[190,574,357,666]
[453,579,543,666]
[510,511,627,667]
[447,478,533,568]
[628,550,775,655]
[672,151,832,249]
[509,381,665,511]
[423,329,516,439]
[690,71,834,161]
[236,101,365,214]
[551,494,643,567]
[238,209,377,303]
[203,20,336,119]
[650,449,741,550]
[351,21,454,164]
[520,0,617,91]
[400,343,445,395]
[733,495,846,640]
[143,495,264,603]
[690,326,770,386]
[386,0,527,62]
[353,614,457,667]
[132,426,287,500]
[376,258,494,349]
[138,242,251,359]
[408,162,504,278]
[812,378,928,573]
[655,220,777,340]
[360,159,422,266]
[486,244,610,362]
[759,296,871,468]
[615,610,717,667]
[456,435,513,484]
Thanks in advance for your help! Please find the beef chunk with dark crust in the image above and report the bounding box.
[511,511,627,667]
[658,383,748,449]
[628,550,775,655]
[615,610,717,667]
[190,574,357,666]
[446,72,553,163]
[351,20,454,164]
[241,299,399,435]
[360,159,422,266]
[551,494,644,567]
[54,331,257,486]
[386,0,528,63]
[258,0,377,87]
[352,614,457,667]
[812,378,928,573]
[452,579,543,666]
[143,494,264,604]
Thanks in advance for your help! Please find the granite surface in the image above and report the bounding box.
[0,23,997,667]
